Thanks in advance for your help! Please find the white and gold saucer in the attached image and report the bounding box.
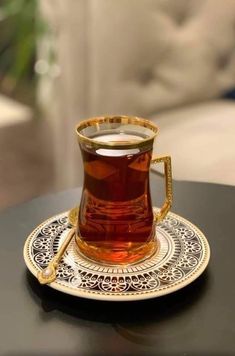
[23,209,210,302]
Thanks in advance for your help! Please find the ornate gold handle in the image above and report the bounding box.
[151,155,173,223]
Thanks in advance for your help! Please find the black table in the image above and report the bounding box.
[1,179,235,355]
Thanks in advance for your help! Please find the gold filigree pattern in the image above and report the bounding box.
[151,156,173,223]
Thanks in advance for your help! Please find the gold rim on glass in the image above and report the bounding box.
[76,115,159,149]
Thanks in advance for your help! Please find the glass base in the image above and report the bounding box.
[75,235,159,265]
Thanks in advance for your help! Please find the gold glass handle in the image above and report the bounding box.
[151,155,173,223]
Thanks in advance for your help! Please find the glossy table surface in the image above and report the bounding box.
[0,178,235,355]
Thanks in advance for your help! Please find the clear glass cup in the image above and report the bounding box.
[75,116,172,265]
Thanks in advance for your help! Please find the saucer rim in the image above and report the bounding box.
[23,209,210,302]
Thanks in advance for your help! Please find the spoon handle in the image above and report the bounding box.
[54,228,76,263]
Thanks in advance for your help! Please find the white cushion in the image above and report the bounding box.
[151,100,235,186]
[88,0,235,116]
[39,0,235,188]
[0,95,32,128]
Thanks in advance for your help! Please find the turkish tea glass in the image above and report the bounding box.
[75,116,172,265]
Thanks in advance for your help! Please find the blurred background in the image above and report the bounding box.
[0,0,235,211]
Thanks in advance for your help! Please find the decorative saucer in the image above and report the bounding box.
[23,209,210,301]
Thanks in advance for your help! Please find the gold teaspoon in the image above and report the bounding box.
[37,228,75,284]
